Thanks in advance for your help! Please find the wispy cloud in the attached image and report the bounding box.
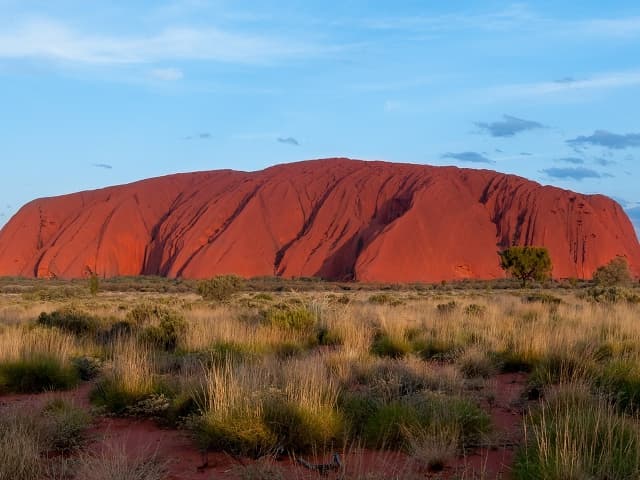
[92,163,113,169]
[0,18,324,66]
[567,130,640,150]
[277,137,299,146]
[185,132,211,140]
[594,157,617,166]
[557,157,584,164]
[356,4,536,33]
[150,67,183,81]
[475,114,545,137]
[441,151,493,164]
[541,167,603,180]
[355,5,640,39]
[488,71,640,100]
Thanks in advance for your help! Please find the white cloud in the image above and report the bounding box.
[150,67,183,81]
[0,18,320,65]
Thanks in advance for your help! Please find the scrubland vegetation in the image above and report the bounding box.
[0,274,639,479]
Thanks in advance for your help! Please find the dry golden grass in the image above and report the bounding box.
[1,284,640,478]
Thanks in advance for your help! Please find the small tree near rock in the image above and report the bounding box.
[498,246,552,288]
[593,256,632,286]
[88,273,100,296]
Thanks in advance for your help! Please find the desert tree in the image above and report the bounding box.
[593,256,632,286]
[498,246,552,287]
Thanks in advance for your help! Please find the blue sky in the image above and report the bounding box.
[1,1,639,237]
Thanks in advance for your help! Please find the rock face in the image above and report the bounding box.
[0,158,638,282]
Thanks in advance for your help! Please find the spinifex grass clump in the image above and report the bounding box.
[0,327,80,393]
[0,400,91,480]
[354,392,490,450]
[91,340,161,413]
[192,361,277,456]
[0,408,43,480]
[193,356,343,456]
[514,386,640,480]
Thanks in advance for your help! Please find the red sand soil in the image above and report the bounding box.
[0,372,529,480]
[1,158,637,282]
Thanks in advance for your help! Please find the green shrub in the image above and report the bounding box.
[584,286,639,304]
[368,294,402,306]
[463,304,486,318]
[415,339,461,361]
[524,293,562,306]
[89,273,100,296]
[370,333,411,359]
[253,293,274,301]
[457,349,497,378]
[197,275,245,301]
[0,356,79,393]
[72,356,103,380]
[361,393,489,449]
[263,304,315,331]
[206,341,254,365]
[193,413,276,457]
[139,311,186,351]
[262,396,344,451]
[491,349,537,373]
[593,257,632,286]
[436,301,457,314]
[340,392,381,438]
[315,325,343,346]
[37,307,99,336]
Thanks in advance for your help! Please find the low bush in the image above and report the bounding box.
[436,301,457,314]
[140,311,186,351]
[0,355,79,393]
[463,304,486,318]
[414,338,461,361]
[368,294,402,306]
[197,275,245,301]
[523,293,562,306]
[37,307,99,336]
[593,257,632,286]
[72,355,103,380]
[370,332,411,359]
[457,348,497,378]
[263,304,315,331]
[315,325,343,346]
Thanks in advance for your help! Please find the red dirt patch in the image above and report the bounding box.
[1,372,529,479]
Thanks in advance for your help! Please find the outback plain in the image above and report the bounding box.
[1,271,639,480]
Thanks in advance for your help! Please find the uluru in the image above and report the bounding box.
[0,158,638,282]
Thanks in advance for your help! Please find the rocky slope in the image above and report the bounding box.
[0,158,638,281]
